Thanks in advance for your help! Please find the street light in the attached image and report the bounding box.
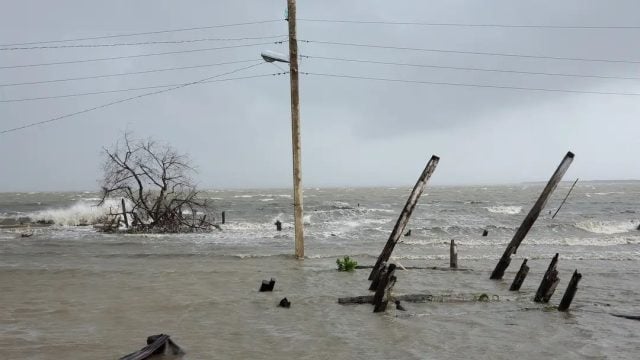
[261,51,289,64]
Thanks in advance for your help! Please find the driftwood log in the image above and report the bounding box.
[490,152,574,280]
[339,293,502,305]
[119,334,184,360]
[369,155,440,280]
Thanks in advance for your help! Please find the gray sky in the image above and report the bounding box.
[1,0,639,191]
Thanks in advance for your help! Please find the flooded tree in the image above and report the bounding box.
[98,133,213,233]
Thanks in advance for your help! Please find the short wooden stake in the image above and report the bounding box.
[221,211,226,224]
[534,253,560,303]
[491,152,574,280]
[369,262,387,291]
[558,270,582,311]
[275,220,282,231]
[509,259,529,291]
[369,155,440,280]
[449,239,458,269]
[482,229,488,237]
[121,198,129,228]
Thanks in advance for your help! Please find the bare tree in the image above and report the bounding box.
[98,133,213,232]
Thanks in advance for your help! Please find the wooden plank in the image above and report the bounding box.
[558,270,582,311]
[534,253,560,303]
[509,259,529,291]
[368,155,440,280]
[490,152,574,280]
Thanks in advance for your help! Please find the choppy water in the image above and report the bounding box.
[1,182,639,359]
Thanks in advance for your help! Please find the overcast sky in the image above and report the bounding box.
[1,0,639,191]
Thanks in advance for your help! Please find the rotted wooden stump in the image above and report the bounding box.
[509,259,529,291]
[279,297,291,308]
[534,253,560,303]
[259,278,276,292]
[558,270,582,311]
[373,263,397,313]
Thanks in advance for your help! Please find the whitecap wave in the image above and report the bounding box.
[575,220,639,234]
[485,206,522,215]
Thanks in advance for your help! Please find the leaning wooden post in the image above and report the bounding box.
[450,239,458,269]
[534,253,560,303]
[509,259,529,291]
[368,155,440,280]
[490,152,574,280]
[558,270,582,311]
[373,263,397,313]
[221,211,226,224]
[121,198,129,228]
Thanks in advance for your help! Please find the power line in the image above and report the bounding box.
[300,39,640,65]
[301,55,640,81]
[0,41,285,70]
[0,62,272,134]
[0,72,287,103]
[0,19,284,47]
[0,35,288,51]
[302,71,640,96]
[298,18,640,30]
[0,59,259,87]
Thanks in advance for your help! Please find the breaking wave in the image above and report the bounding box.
[485,206,522,215]
[575,220,639,235]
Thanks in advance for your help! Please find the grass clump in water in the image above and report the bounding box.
[336,256,358,272]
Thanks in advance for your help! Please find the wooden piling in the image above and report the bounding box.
[221,211,226,224]
[482,229,488,237]
[275,220,282,231]
[368,155,440,280]
[121,198,129,228]
[490,152,574,280]
[450,239,458,268]
[558,270,582,311]
[373,264,397,313]
[369,262,387,291]
[509,259,529,291]
[534,253,560,303]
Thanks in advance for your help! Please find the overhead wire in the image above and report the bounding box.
[299,39,640,64]
[0,61,281,134]
[302,71,640,96]
[300,55,640,81]
[298,18,640,30]
[0,59,260,87]
[0,72,287,103]
[0,35,288,51]
[0,19,284,47]
[0,41,286,69]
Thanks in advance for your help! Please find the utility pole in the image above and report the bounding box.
[287,0,304,259]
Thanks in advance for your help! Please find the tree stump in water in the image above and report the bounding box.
[275,220,282,231]
[279,297,291,308]
[369,262,387,291]
[509,259,529,291]
[259,278,276,292]
[534,254,560,303]
[482,229,489,237]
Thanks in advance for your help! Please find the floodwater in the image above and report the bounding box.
[1,182,639,359]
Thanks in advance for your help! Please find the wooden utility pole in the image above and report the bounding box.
[368,155,440,280]
[287,0,304,259]
[490,151,574,280]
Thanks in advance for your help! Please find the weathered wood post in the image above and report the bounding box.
[509,259,529,291]
[450,239,458,268]
[121,198,129,228]
[558,270,582,311]
[221,211,226,224]
[490,152,574,280]
[482,229,489,237]
[534,253,560,303]
[373,263,397,313]
[275,220,282,231]
[368,155,440,280]
[369,262,387,291]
